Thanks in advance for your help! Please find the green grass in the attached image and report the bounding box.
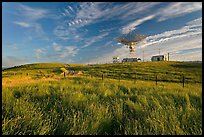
[69,61,202,83]
[2,61,202,135]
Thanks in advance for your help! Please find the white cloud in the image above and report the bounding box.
[52,42,62,51]
[175,50,202,61]
[53,24,84,41]
[118,2,202,34]
[13,4,58,41]
[64,9,70,16]
[122,15,156,34]
[140,34,202,61]
[2,56,29,67]
[156,2,202,22]
[82,32,109,48]
[99,27,117,33]
[62,2,160,28]
[17,4,49,21]
[104,41,113,47]
[68,5,74,13]
[33,23,49,41]
[34,48,46,58]
[138,17,202,49]
[53,25,70,40]
[113,2,160,21]
[186,17,202,27]
[13,21,31,28]
[86,17,202,63]
[55,2,160,41]
[59,46,79,58]
[65,3,103,27]
[51,42,79,59]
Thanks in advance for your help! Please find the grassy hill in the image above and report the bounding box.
[71,61,202,83]
[3,61,202,83]
[2,61,202,135]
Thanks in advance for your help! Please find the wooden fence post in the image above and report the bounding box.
[102,73,104,81]
[182,75,185,88]
[121,101,125,135]
[156,75,157,86]
[64,72,66,78]
[119,74,121,82]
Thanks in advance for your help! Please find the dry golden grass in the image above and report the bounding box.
[2,76,57,87]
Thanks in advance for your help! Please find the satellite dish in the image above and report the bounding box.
[117,33,146,54]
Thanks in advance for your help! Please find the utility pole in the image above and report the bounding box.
[143,50,144,62]
[159,48,160,55]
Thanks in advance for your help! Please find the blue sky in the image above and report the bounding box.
[2,2,202,67]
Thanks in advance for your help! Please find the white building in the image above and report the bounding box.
[122,57,141,62]
[151,55,165,62]
[113,57,120,63]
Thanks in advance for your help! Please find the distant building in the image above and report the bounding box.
[151,55,165,62]
[113,57,120,63]
[122,57,141,62]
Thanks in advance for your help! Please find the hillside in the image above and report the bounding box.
[3,61,202,83]
[2,61,202,135]
[71,61,202,83]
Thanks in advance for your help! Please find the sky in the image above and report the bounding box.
[2,2,202,67]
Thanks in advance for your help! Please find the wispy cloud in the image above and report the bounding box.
[55,2,160,41]
[13,4,57,41]
[138,17,202,49]
[13,21,31,28]
[65,2,103,27]
[52,42,62,51]
[86,17,202,63]
[120,2,202,34]
[2,56,29,67]
[61,2,160,28]
[55,3,102,41]
[53,24,85,41]
[122,15,156,34]
[102,2,160,22]
[99,27,117,33]
[17,4,49,20]
[119,2,202,34]
[172,49,202,61]
[59,46,79,58]
[82,32,109,48]
[51,42,79,59]
[156,2,202,22]
[34,48,46,58]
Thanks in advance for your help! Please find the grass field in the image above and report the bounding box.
[2,61,202,135]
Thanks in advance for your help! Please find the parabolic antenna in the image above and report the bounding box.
[117,34,146,54]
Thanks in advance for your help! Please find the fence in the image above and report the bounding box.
[83,71,202,88]
[2,71,55,79]
[2,70,202,88]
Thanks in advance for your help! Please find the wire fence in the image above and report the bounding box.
[2,70,202,88]
[82,71,202,88]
